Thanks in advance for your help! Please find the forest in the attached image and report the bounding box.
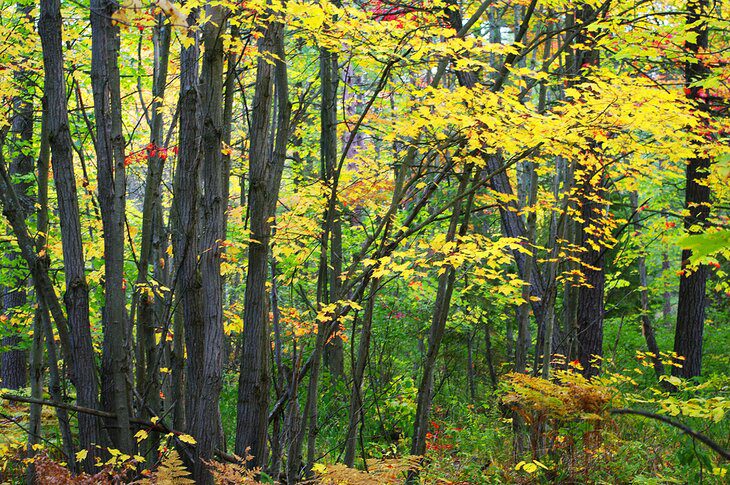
[0,0,728,483]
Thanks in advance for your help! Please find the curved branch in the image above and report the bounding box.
[610,408,730,460]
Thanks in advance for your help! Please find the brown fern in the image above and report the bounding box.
[315,456,422,485]
[135,449,195,485]
[205,457,261,484]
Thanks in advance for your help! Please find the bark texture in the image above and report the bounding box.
[90,0,132,451]
[674,0,711,379]
[39,0,105,469]
[190,5,228,482]
[236,10,290,467]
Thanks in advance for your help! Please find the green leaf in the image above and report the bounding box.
[677,230,730,261]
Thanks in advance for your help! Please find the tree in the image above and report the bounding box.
[90,0,132,452]
[674,0,712,379]
[236,3,290,467]
[38,0,105,470]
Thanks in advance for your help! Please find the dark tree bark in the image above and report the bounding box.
[2,65,34,391]
[575,179,606,378]
[236,7,291,467]
[38,0,105,469]
[135,11,172,440]
[189,5,228,482]
[90,0,132,452]
[320,41,345,380]
[674,0,711,379]
[411,167,473,460]
[344,280,378,467]
[170,5,203,471]
[568,5,605,379]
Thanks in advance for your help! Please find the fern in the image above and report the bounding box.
[314,456,422,484]
[206,456,260,484]
[136,450,194,485]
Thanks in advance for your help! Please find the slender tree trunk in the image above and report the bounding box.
[674,0,711,379]
[90,0,132,452]
[320,41,345,380]
[26,293,43,485]
[467,329,476,402]
[662,253,672,321]
[305,325,326,473]
[411,167,473,461]
[540,157,568,378]
[285,346,303,483]
[344,280,378,467]
[170,6,204,472]
[629,193,666,378]
[484,324,498,389]
[135,13,172,442]
[268,250,285,479]
[190,5,228,481]
[39,0,104,469]
[2,61,34,391]
[236,8,290,467]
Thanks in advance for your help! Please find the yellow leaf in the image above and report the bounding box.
[178,433,197,445]
[312,462,328,474]
[75,449,88,462]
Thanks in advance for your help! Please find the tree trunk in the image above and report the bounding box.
[575,176,606,378]
[39,0,105,469]
[411,167,473,461]
[320,42,345,380]
[2,71,33,390]
[90,0,132,452]
[236,9,290,467]
[135,12,172,444]
[344,280,378,467]
[170,6,204,472]
[674,0,711,379]
[191,5,227,481]
[569,5,605,379]
[629,193,666,378]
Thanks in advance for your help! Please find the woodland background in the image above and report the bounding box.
[0,0,729,483]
